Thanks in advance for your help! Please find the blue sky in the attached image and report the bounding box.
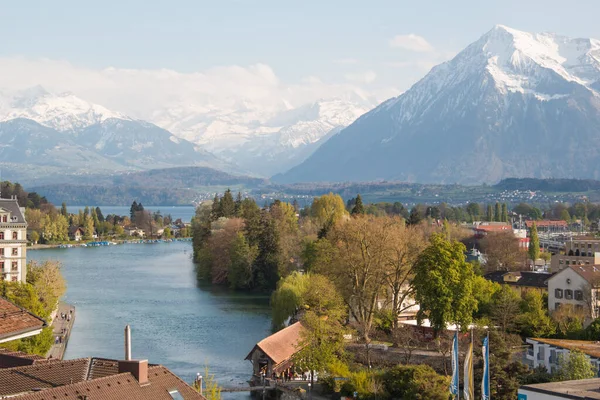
[0,0,598,113]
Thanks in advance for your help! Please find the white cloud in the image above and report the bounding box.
[0,57,388,120]
[385,60,438,71]
[334,58,359,65]
[344,70,377,84]
[389,34,435,52]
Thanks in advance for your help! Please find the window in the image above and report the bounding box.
[1,215,6,222]
[555,289,563,299]
[0,261,3,270]
[575,290,584,301]
[555,302,562,310]
[11,276,17,282]
[589,244,593,248]
[12,232,17,240]
[565,289,573,300]
[0,232,3,240]
[11,262,17,271]
[566,261,570,265]
[0,248,3,256]
[12,248,17,256]
[168,390,185,400]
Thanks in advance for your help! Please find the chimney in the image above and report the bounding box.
[125,325,131,361]
[118,359,149,385]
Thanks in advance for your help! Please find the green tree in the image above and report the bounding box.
[466,202,481,221]
[292,275,346,384]
[30,230,40,244]
[95,206,105,223]
[310,193,347,238]
[555,349,597,381]
[491,285,521,333]
[486,204,494,222]
[413,234,477,334]
[83,214,95,240]
[494,202,501,222]
[518,291,556,337]
[301,238,337,273]
[529,222,540,262]
[234,192,242,216]
[228,232,257,290]
[408,207,423,225]
[60,202,68,217]
[560,208,571,222]
[26,260,67,317]
[163,227,172,239]
[253,212,282,290]
[220,189,236,218]
[384,364,450,400]
[351,194,365,215]
[271,272,309,329]
[501,203,508,222]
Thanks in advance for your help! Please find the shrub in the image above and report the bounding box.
[384,364,450,400]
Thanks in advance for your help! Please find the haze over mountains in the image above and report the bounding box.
[2,25,600,186]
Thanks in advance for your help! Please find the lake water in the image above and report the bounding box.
[30,242,271,397]
[67,206,197,222]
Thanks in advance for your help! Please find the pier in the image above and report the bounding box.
[46,302,75,360]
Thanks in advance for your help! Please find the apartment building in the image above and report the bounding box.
[0,197,28,283]
[550,239,600,272]
[547,265,600,322]
[525,338,600,375]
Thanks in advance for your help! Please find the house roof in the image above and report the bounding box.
[246,321,305,366]
[525,220,568,228]
[521,378,600,399]
[473,224,512,232]
[0,348,48,369]
[0,358,202,399]
[0,297,47,342]
[0,198,26,224]
[483,271,554,288]
[8,365,205,400]
[68,226,83,235]
[530,338,600,359]
[552,265,600,285]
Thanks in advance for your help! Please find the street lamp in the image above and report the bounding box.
[195,373,203,396]
[307,382,312,400]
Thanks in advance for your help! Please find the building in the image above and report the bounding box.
[246,321,304,381]
[484,271,554,296]
[547,265,600,322]
[0,297,47,344]
[0,197,28,283]
[472,222,512,238]
[525,220,569,233]
[525,338,600,375]
[68,226,84,241]
[0,357,205,399]
[550,238,600,272]
[519,378,600,399]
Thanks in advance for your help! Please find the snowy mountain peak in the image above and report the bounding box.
[0,86,131,131]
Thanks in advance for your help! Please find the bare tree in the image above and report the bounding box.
[391,326,421,364]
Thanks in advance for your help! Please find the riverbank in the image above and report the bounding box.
[30,237,192,250]
[47,302,76,360]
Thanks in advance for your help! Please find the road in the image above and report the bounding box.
[46,302,75,360]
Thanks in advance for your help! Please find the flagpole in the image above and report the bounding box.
[486,330,490,399]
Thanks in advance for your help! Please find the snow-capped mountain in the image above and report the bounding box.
[277,25,600,184]
[0,86,130,131]
[0,88,233,180]
[149,97,374,176]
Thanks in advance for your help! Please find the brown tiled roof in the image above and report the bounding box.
[246,321,305,365]
[11,366,205,400]
[568,264,600,284]
[0,358,90,396]
[0,297,47,342]
[87,357,120,380]
[531,338,600,359]
[0,348,48,369]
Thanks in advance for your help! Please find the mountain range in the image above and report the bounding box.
[3,25,600,186]
[277,25,600,183]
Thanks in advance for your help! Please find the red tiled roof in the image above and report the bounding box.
[525,220,568,227]
[0,297,47,342]
[246,322,305,365]
[568,264,600,284]
[11,366,205,400]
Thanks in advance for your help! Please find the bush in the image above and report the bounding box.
[383,364,450,400]
[373,310,394,335]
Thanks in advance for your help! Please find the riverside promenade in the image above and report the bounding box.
[46,303,75,360]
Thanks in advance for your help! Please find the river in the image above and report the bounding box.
[30,241,271,398]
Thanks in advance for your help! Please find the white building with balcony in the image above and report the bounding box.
[547,265,600,323]
[0,197,28,283]
[525,338,600,376]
